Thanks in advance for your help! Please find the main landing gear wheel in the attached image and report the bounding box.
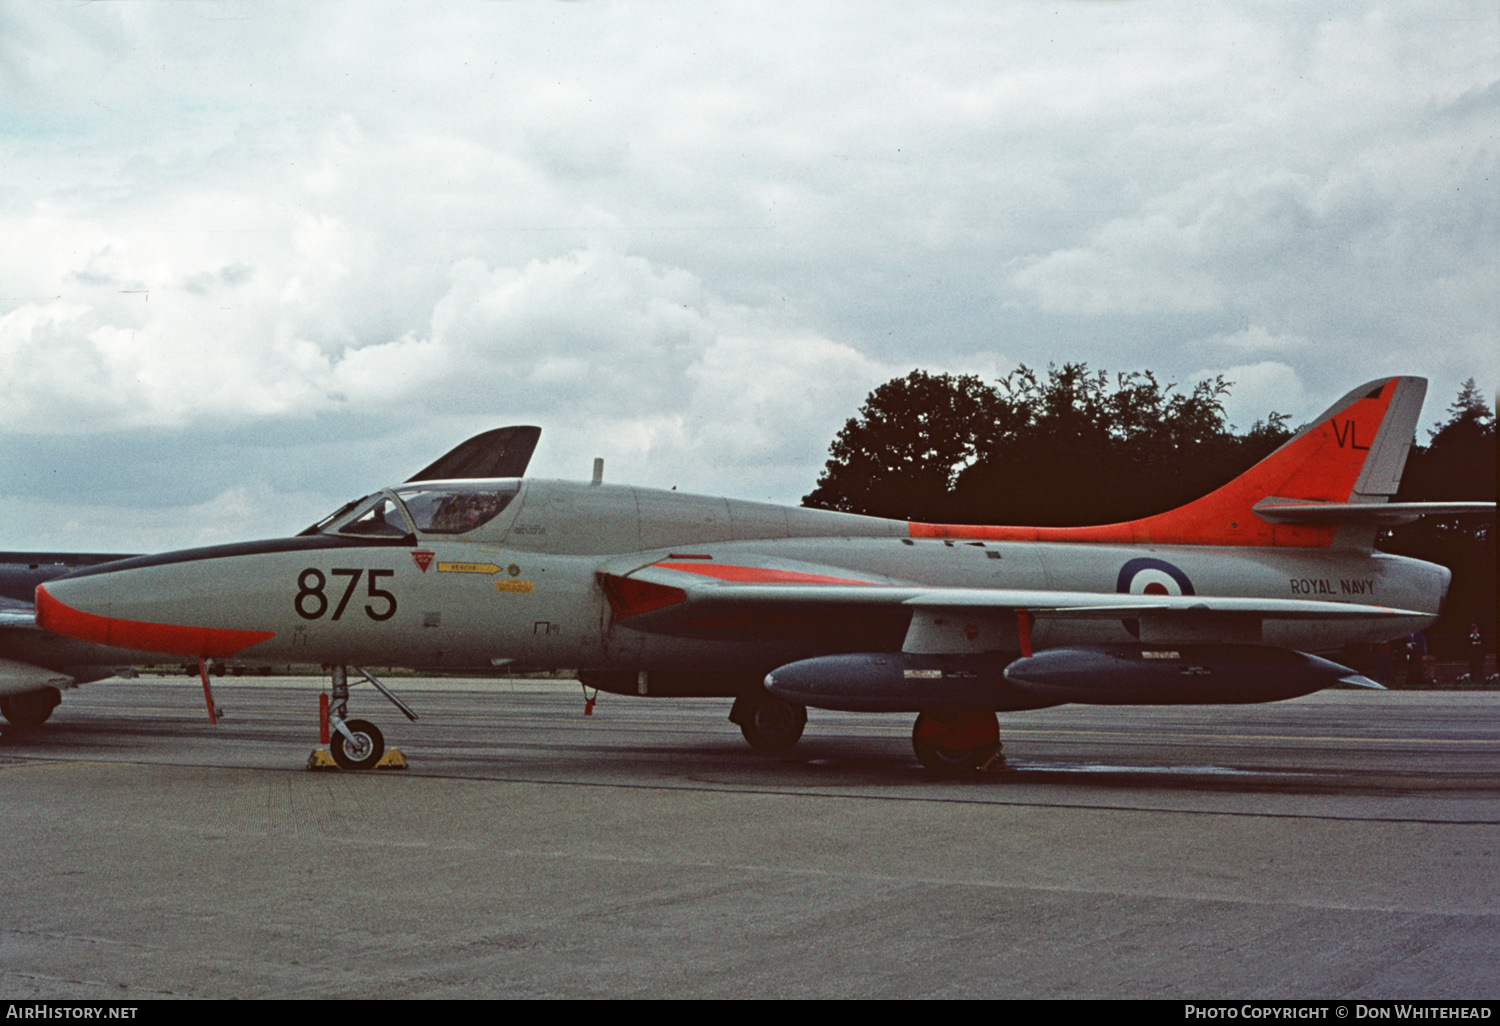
[912,710,1000,774]
[1,686,62,727]
[330,719,385,771]
[732,693,808,751]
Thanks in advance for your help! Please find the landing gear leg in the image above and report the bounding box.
[729,691,807,751]
[912,710,1003,774]
[1,686,62,727]
[325,664,386,771]
[197,657,223,724]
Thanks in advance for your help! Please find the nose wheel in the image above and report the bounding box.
[330,718,386,771]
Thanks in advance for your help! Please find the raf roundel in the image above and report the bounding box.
[1115,556,1195,597]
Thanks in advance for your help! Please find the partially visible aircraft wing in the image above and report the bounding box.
[0,554,146,711]
[406,425,542,482]
[0,596,37,629]
[0,596,94,699]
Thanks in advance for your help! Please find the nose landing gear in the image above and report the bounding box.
[320,665,417,771]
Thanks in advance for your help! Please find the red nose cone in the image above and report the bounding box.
[36,584,276,658]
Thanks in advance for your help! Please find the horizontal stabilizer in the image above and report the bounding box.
[1253,500,1496,526]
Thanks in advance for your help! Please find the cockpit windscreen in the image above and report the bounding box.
[303,493,415,538]
[338,496,413,537]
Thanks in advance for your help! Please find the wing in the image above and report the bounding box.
[0,598,88,694]
[0,595,37,629]
[598,557,1426,652]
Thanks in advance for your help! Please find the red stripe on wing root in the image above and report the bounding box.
[597,573,687,619]
[652,562,879,585]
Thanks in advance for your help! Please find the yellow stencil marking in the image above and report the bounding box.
[495,580,535,594]
[438,562,502,574]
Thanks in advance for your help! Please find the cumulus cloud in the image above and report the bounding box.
[0,224,900,524]
[1192,361,1311,430]
[1189,325,1310,356]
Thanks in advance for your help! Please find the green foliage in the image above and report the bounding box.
[804,363,1293,526]
[1382,379,1496,652]
[801,371,999,522]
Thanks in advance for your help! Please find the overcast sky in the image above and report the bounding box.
[2,1,1495,552]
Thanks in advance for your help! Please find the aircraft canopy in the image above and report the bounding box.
[307,480,523,539]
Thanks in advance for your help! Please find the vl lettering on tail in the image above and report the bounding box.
[1332,418,1371,451]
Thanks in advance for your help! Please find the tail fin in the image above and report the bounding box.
[406,425,542,482]
[1261,376,1427,508]
[909,376,1426,549]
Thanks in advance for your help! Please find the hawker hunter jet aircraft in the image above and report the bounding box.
[36,378,1493,771]
[0,426,541,728]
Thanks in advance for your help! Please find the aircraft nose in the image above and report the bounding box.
[36,579,275,658]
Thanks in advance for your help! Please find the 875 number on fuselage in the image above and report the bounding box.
[296,568,397,621]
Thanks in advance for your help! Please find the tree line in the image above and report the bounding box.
[803,365,1494,653]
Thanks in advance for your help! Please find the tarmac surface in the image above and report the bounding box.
[2,677,1498,999]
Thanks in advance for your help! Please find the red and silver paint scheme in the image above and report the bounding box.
[36,378,1492,771]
